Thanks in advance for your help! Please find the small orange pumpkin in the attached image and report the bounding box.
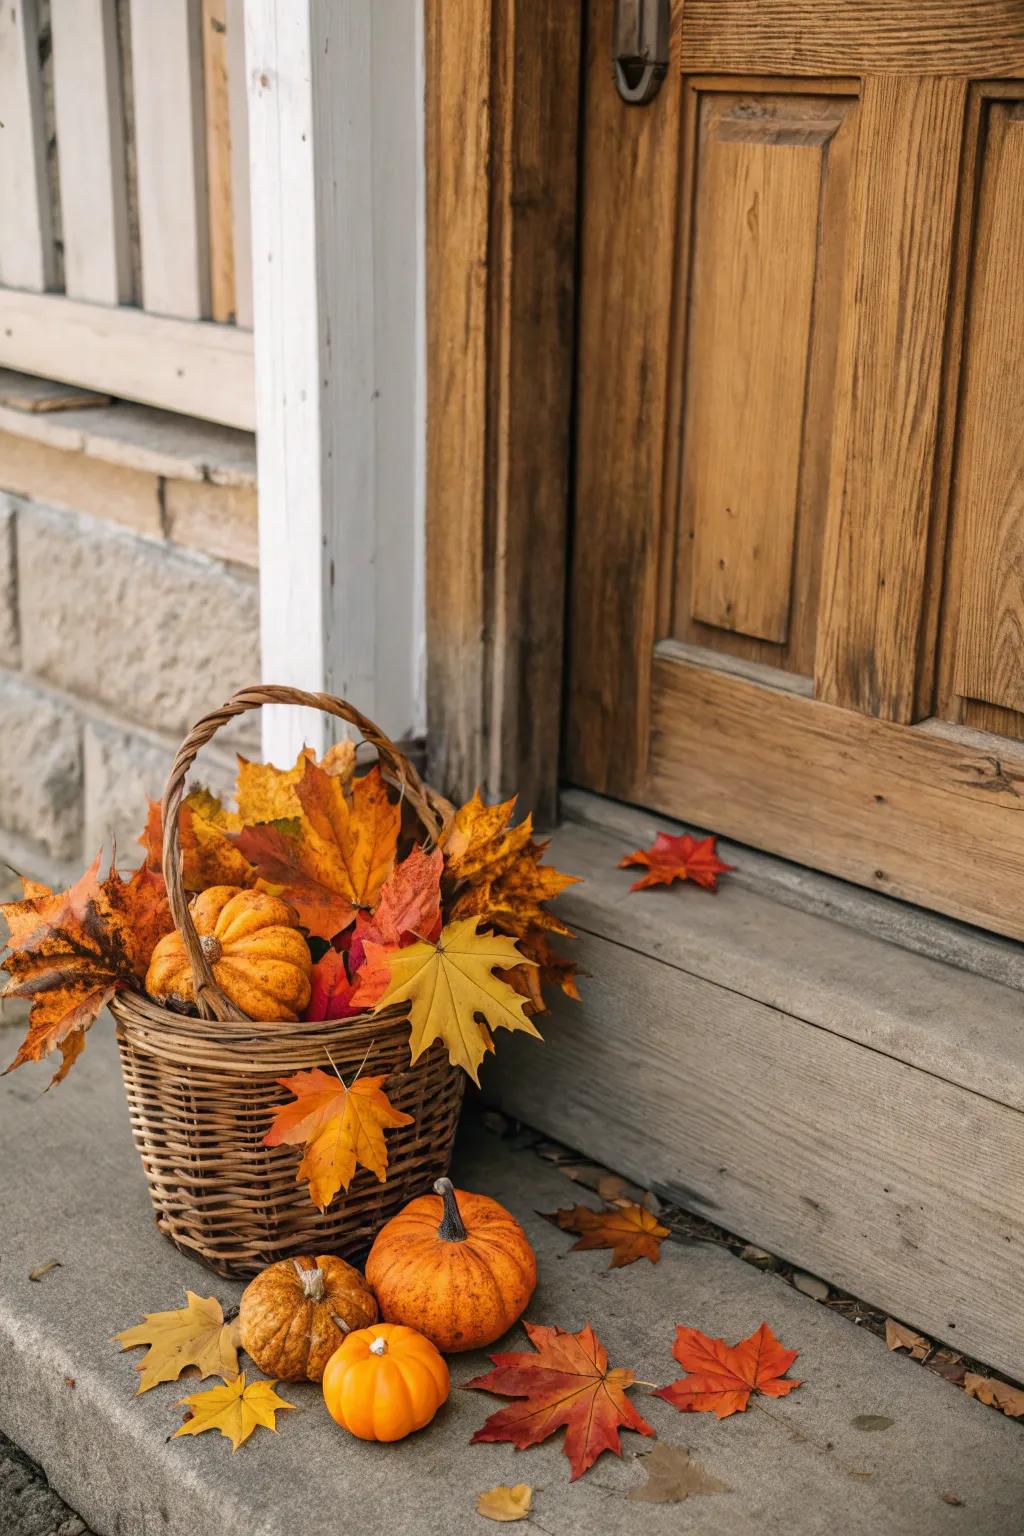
[322,1323,449,1441]
[239,1255,379,1382]
[145,885,312,1019]
[365,1177,536,1353]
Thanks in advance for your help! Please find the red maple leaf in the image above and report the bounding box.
[655,1322,800,1418]
[303,948,361,1022]
[348,846,443,1005]
[619,832,733,893]
[466,1320,655,1480]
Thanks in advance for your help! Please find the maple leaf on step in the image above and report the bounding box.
[235,762,400,940]
[543,1202,670,1268]
[2,856,173,1085]
[467,1320,655,1480]
[173,1373,294,1452]
[264,1067,413,1209]
[655,1322,800,1419]
[619,832,734,893]
[140,792,253,894]
[349,916,541,1085]
[114,1291,241,1394]
[476,1485,533,1522]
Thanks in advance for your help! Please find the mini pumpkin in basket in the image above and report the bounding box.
[1,684,579,1278]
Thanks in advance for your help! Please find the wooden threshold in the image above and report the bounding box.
[482,798,1024,1382]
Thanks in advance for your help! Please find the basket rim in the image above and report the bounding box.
[109,986,411,1046]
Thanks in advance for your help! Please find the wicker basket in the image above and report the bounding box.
[110,684,464,1279]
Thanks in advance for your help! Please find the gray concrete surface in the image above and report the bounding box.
[0,1435,90,1536]
[1,1030,1022,1536]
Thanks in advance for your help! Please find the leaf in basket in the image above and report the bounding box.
[265,1068,414,1209]
[235,763,399,940]
[140,793,254,894]
[444,791,579,941]
[347,847,444,1000]
[235,749,313,823]
[2,855,173,1085]
[304,948,360,1022]
[173,1372,294,1452]
[114,1290,242,1394]
[350,917,541,1085]
[319,738,357,784]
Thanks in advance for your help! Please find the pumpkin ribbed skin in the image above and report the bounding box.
[365,1178,536,1353]
[145,885,312,1020]
[239,1255,379,1382]
[322,1323,449,1441]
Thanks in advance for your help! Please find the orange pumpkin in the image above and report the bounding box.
[146,885,312,1020]
[365,1177,536,1352]
[322,1323,449,1441]
[239,1255,379,1382]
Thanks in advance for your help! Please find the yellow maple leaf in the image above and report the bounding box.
[354,917,542,1085]
[173,1373,294,1452]
[443,790,534,883]
[236,748,313,824]
[476,1484,533,1522]
[264,1068,414,1210]
[113,1291,241,1394]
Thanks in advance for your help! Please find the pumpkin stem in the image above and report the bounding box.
[434,1177,467,1242]
[330,1312,351,1335]
[292,1259,326,1302]
[369,1335,388,1356]
[199,933,223,964]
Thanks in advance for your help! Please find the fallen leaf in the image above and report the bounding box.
[792,1270,830,1302]
[28,1259,61,1281]
[963,1373,1024,1417]
[885,1318,929,1360]
[466,1319,655,1480]
[235,763,399,939]
[655,1322,800,1419]
[629,1442,730,1503]
[303,948,359,1022]
[475,1484,533,1522]
[543,1203,670,1268]
[850,1414,894,1432]
[619,832,734,893]
[3,855,173,1084]
[518,929,580,1000]
[264,1068,413,1209]
[235,749,312,823]
[114,1292,241,1394]
[351,916,541,1085]
[173,1372,294,1452]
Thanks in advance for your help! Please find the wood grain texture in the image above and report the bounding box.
[0,0,55,292]
[566,0,682,794]
[50,0,131,305]
[686,109,828,642]
[645,650,1024,941]
[226,0,252,328]
[202,0,236,323]
[680,0,1024,77]
[426,0,580,820]
[948,104,1024,717]
[487,924,1024,1382]
[815,76,966,721]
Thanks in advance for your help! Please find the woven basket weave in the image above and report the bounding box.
[110,684,464,1279]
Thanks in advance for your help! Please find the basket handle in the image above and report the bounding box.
[160,684,449,1022]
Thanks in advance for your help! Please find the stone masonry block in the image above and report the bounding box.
[0,431,162,537]
[0,675,82,860]
[84,719,238,863]
[0,495,17,665]
[17,501,260,743]
[164,479,258,568]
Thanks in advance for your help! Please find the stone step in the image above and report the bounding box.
[1,1034,1022,1536]
[483,794,1024,1382]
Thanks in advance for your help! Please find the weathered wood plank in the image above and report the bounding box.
[50,0,131,304]
[202,0,235,323]
[0,0,54,292]
[680,0,1024,77]
[815,76,966,721]
[129,0,210,318]
[226,0,252,328]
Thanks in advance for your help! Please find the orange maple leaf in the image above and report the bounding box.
[264,1067,413,1209]
[655,1322,800,1418]
[347,846,444,1007]
[543,1203,670,1268]
[2,856,173,1084]
[445,792,579,940]
[619,832,733,893]
[140,792,254,893]
[467,1320,655,1480]
[235,763,399,940]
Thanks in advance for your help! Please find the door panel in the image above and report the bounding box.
[568,1,1024,939]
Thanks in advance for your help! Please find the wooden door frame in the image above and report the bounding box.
[424,1,582,822]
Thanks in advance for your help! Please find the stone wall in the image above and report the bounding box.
[0,384,260,892]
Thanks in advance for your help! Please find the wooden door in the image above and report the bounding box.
[568,0,1024,941]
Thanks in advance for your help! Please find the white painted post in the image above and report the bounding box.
[244,0,425,766]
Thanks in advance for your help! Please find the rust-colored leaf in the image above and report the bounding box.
[619,831,734,893]
[543,1202,670,1268]
[303,948,359,1022]
[964,1373,1024,1418]
[346,846,444,1007]
[2,856,173,1084]
[518,929,580,1001]
[140,792,253,893]
[264,1067,413,1209]
[655,1322,800,1419]
[885,1318,930,1360]
[443,790,534,883]
[467,1320,655,1480]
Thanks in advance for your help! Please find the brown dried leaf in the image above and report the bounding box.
[885,1318,930,1360]
[963,1373,1024,1417]
[629,1443,730,1503]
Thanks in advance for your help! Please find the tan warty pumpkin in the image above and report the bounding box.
[365,1177,536,1353]
[239,1255,379,1382]
[145,885,312,1020]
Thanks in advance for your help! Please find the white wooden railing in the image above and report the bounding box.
[0,0,254,430]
